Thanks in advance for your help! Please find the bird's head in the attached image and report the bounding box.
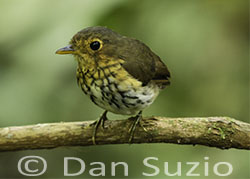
[56,26,123,66]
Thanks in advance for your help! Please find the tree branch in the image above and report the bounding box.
[0,116,249,152]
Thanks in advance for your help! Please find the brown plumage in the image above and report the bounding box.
[56,26,171,144]
[70,27,170,87]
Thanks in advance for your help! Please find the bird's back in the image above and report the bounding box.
[112,37,171,89]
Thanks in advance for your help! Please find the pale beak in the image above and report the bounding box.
[55,45,75,54]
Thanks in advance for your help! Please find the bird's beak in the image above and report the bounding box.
[55,45,75,54]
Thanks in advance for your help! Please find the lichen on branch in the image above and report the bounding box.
[0,116,249,152]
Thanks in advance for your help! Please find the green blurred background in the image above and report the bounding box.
[0,0,249,178]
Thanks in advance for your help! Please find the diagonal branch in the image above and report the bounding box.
[0,116,249,152]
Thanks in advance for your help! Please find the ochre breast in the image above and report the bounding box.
[76,56,159,115]
[77,56,142,91]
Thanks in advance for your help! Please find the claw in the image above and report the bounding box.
[92,110,108,145]
[128,111,142,143]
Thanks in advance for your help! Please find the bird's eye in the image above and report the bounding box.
[90,41,101,51]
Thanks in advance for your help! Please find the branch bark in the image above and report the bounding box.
[0,116,249,152]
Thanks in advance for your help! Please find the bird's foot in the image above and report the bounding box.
[91,110,108,145]
[128,111,143,143]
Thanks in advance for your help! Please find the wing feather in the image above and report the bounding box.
[119,38,170,88]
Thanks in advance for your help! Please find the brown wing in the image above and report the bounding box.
[119,38,170,88]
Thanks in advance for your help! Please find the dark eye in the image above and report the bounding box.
[90,41,101,50]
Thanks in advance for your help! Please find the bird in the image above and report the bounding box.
[56,26,170,144]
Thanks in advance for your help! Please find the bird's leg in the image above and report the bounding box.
[92,110,108,145]
[128,111,142,143]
